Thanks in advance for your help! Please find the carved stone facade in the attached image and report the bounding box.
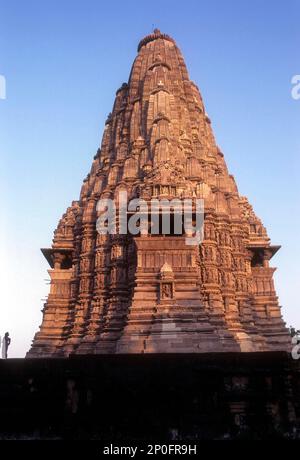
[27,30,290,357]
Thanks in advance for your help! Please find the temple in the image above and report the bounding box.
[27,30,290,357]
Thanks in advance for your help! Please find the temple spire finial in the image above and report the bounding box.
[137,29,176,52]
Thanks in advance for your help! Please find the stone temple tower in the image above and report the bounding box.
[27,30,290,357]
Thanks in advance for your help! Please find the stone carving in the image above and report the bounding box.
[161,283,173,300]
[27,30,290,358]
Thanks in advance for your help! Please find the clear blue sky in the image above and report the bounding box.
[0,0,299,357]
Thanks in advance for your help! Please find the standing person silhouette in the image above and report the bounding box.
[2,332,11,359]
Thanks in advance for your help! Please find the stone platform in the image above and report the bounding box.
[0,352,299,440]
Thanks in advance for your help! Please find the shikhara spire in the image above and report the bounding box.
[28,31,290,357]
